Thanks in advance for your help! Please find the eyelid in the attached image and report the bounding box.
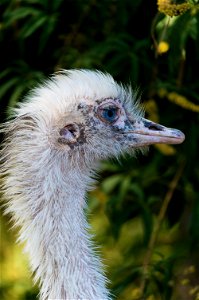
[97,103,121,124]
[98,100,120,110]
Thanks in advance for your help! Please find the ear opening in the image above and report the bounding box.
[58,123,80,145]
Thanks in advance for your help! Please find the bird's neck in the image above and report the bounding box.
[22,158,110,300]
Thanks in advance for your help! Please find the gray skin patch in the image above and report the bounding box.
[123,119,133,130]
[66,99,136,149]
[85,117,99,134]
[77,103,93,115]
[78,102,115,133]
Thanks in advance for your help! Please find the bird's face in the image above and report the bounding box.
[57,96,185,161]
[12,70,185,165]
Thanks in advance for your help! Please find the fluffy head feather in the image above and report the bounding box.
[1,70,145,170]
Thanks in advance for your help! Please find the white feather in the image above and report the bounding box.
[0,69,142,300]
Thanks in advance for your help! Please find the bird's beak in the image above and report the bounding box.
[126,118,185,147]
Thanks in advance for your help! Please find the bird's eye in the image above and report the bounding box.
[98,106,120,124]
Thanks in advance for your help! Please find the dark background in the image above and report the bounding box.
[0,1,199,299]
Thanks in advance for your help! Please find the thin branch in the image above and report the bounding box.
[151,13,160,59]
[139,160,185,297]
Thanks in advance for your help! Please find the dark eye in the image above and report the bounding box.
[98,106,120,123]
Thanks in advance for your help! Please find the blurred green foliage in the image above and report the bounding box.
[0,0,199,299]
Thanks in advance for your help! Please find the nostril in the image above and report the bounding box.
[143,120,164,131]
[148,124,163,131]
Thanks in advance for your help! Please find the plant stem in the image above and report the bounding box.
[139,160,185,297]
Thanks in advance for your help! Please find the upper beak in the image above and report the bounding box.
[126,118,185,147]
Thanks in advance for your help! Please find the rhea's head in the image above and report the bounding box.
[6,70,185,167]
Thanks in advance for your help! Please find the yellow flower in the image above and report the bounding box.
[144,99,159,123]
[155,144,176,156]
[180,278,190,285]
[168,92,199,112]
[158,88,167,98]
[131,288,141,298]
[183,265,196,275]
[146,295,156,300]
[157,89,199,113]
[157,41,170,54]
[157,0,191,17]
[189,286,199,296]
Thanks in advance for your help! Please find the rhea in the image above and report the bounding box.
[0,70,185,300]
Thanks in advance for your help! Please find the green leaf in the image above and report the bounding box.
[20,15,47,38]
[0,68,12,80]
[130,184,145,200]
[0,78,19,98]
[8,85,25,108]
[38,15,58,52]
[3,7,40,26]
[51,0,64,11]
[119,176,131,199]
[102,174,123,194]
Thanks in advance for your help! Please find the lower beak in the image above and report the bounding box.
[127,118,185,147]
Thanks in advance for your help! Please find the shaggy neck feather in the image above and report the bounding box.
[6,148,110,300]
